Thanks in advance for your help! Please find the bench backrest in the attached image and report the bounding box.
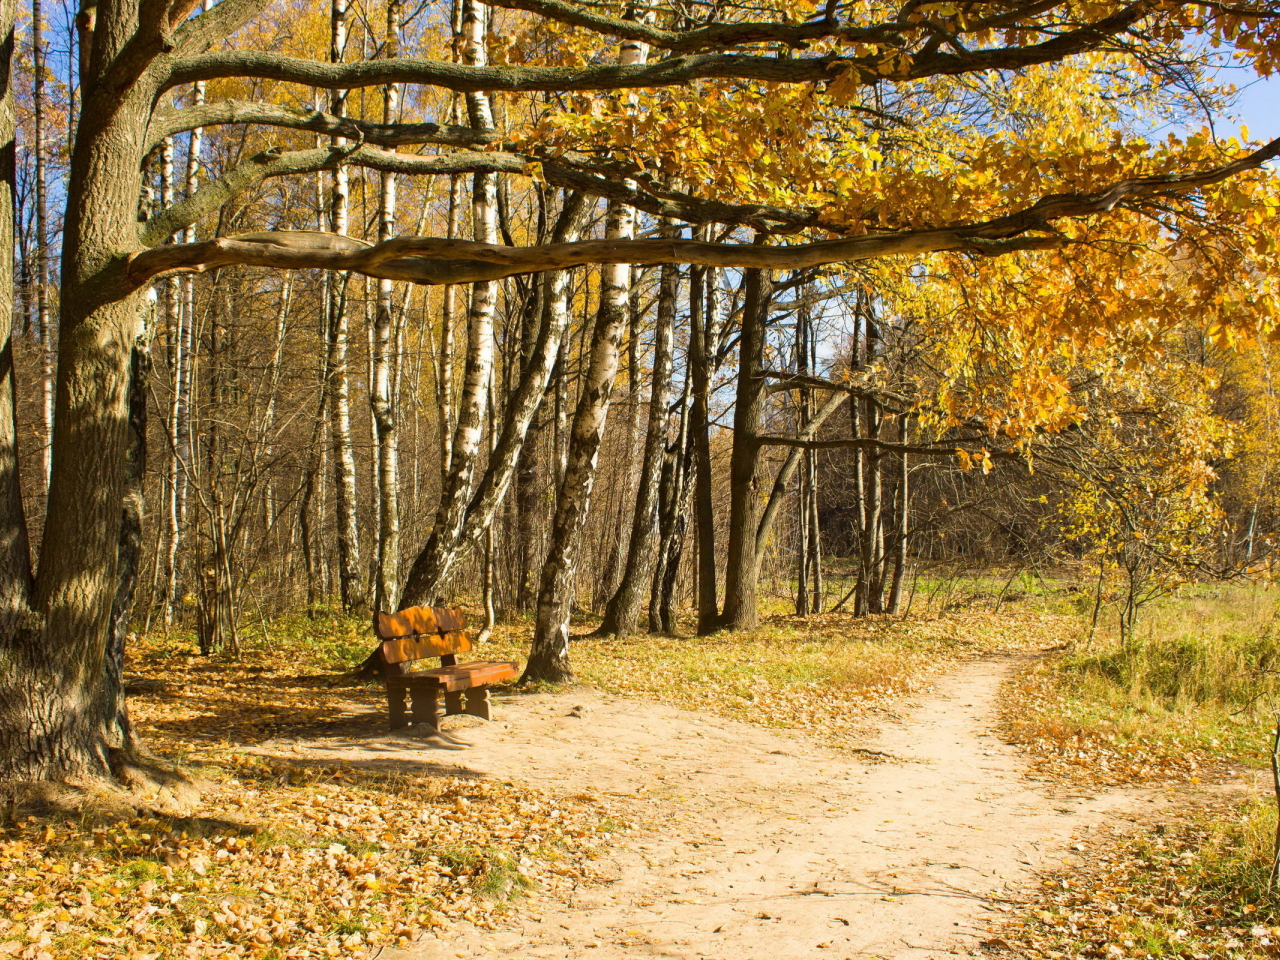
[375,606,471,672]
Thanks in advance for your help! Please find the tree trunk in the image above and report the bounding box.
[795,287,811,617]
[1,0,160,776]
[0,0,38,768]
[397,0,497,605]
[525,200,634,683]
[32,0,52,490]
[326,0,365,615]
[371,0,403,613]
[103,338,149,752]
[596,275,643,610]
[597,253,676,638]
[689,259,720,633]
[652,387,693,635]
[399,191,586,607]
[719,266,772,632]
[885,415,910,614]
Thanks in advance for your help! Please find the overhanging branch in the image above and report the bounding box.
[125,135,1280,289]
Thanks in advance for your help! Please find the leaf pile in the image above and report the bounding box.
[0,757,622,959]
[992,795,1280,960]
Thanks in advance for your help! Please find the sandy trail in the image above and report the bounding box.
[279,655,1159,960]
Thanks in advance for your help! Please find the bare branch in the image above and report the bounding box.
[147,100,497,152]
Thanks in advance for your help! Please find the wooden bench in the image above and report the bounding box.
[374,605,519,732]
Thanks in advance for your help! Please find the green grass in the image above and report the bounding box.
[1006,582,1280,778]
[1009,795,1280,959]
[423,843,534,903]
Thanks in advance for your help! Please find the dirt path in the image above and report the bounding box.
[282,655,1165,960]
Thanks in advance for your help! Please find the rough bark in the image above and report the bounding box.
[719,267,772,632]
[1,0,161,778]
[596,254,676,638]
[524,200,634,683]
[370,0,403,613]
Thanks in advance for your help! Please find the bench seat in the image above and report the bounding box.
[395,660,519,691]
[375,606,518,732]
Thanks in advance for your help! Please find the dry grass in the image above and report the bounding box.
[1001,583,1280,785]
[994,792,1280,960]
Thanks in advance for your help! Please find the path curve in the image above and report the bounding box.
[331,656,1155,960]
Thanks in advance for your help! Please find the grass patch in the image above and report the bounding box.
[999,794,1280,960]
[1002,583,1280,783]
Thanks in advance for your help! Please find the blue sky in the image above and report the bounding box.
[1232,73,1280,140]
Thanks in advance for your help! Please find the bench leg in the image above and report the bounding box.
[387,680,409,731]
[443,690,465,716]
[463,686,492,720]
[409,681,440,732]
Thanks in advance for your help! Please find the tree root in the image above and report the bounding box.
[3,754,207,824]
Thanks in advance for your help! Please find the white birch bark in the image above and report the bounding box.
[525,22,649,681]
[397,0,496,604]
[371,0,402,612]
[327,0,366,613]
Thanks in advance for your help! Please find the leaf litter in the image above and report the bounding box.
[2,604,1079,958]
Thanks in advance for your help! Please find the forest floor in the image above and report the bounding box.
[6,586,1278,960]
[265,653,1193,960]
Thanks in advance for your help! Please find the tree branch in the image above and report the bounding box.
[125,135,1280,289]
[163,2,1166,95]
[172,0,271,55]
[147,100,498,152]
[140,141,822,245]
[477,0,911,52]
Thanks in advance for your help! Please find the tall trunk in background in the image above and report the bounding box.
[885,415,910,614]
[514,279,546,612]
[398,0,497,605]
[795,285,811,617]
[0,0,35,671]
[300,167,331,614]
[652,388,692,634]
[525,19,648,680]
[597,252,676,638]
[436,0,464,481]
[158,136,183,623]
[860,314,884,614]
[161,84,204,626]
[525,200,635,682]
[596,274,642,609]
[719,267,772,632]
[327,0,365,614]
[32,0,52,489]
[370,0,403,613]
[438,168,463,481]
[689,254,719,633]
